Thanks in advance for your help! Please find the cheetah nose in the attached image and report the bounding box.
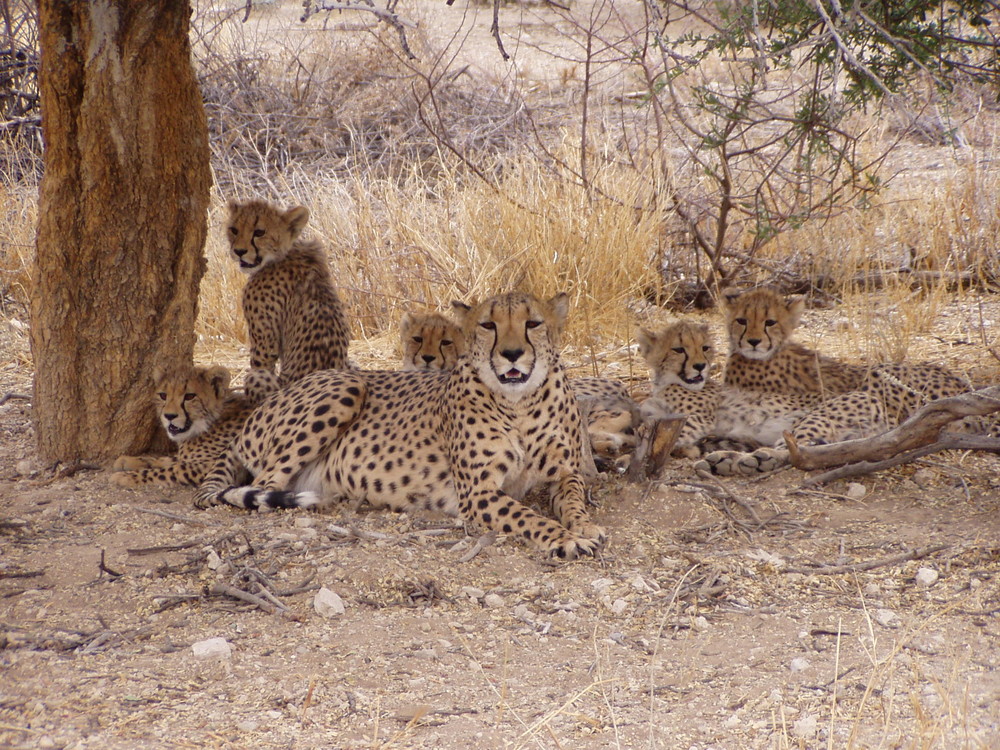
[746,338,762,347]
[693,362,706,372]
[500,349,524,363]
[233,248,247,257]
[162,412,178,421]
[422,354,436,364]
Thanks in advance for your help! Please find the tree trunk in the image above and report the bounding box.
[31,1,210,463]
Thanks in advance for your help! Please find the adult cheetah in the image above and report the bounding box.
[227,200,351,403]
[112,365,252,487]
[195,292,605,559]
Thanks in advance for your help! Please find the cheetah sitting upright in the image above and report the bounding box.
[636,320,816,458]
[226,200,351,403]
[195,292,605,559]
[696,288,977,476]
[112,365,252,487]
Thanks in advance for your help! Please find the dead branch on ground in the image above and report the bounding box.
[784,544,950,576]
[787,386,1000,474]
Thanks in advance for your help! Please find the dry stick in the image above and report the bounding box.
[0,392,30,406]
[787,386,1000,472]
[799,433,1000,488]
[208,582,302,622]
[458,531,497,563]
[784,544,949,576]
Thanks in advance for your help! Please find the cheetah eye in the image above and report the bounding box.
[228,226,238,236]
[183,392,197,401]
[764,319,777,327]
[525,320,542,329]
[441,339,453,346]
[253,228,265,238]
[157,392,167,400]
[411,336,423,344]
[702,345,711,352]
[672,347,685,354]
[735,317,747,325]
[480,321,496,331]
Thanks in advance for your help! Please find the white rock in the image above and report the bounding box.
[314,587,346,618]
[845,482,866,500]
[237,720,259,732]
[874,608,899,628]
[293,517,315,528]
[191,637,232,659]
[792,714,818,739]
[915,568,939,587]
[205,549,222,570]
[461,586,485,600]
[630,575,651,592]
[37,736,56,749]
[789,657,811,672]
[611,598,628,615]
[483,593,504,608]
[591,577,614,593]
[692,615,710,632]
[15,460,35,477]
[863,582,881,597]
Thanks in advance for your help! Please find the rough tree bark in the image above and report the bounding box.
[31,1,210,462]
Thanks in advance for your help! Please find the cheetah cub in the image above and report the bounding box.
[636,320,814,458]
[112,365,252,487]
[400,311,466,371]
[196,292,605,560]
[226,200,351,403]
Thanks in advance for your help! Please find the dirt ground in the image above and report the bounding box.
[2,304,999,750]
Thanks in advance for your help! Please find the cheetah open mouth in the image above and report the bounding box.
[684,373,704,385]
[239,259,260,269]
[167,424,189,436]
[498,368,529,384]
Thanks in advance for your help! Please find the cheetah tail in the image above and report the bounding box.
[197,486,321,511]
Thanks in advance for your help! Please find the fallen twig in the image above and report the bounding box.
[208,582,302,621]
[0,392,30,406]
[133,506,221,527]
[457,531,496,562]
[784,544,949,576]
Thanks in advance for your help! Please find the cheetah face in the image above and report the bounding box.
[456,292,568,402]
[724,288,805,361]
[637,320,714,392]
[226,200,310,275]
[153,365,231,443]
[400,312,466,371]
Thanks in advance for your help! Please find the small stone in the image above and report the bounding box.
[789,657,811,672]
[792,714,817,739]
[590,577,614,593]
[630,575,651,592]
[237,720,259,732]
[37,736,56,749]
[692,615,709,632]
[205,549,222,570]
[483,593,504,608]
[845,482,866,500]
[293,517,315,528]
[611,598,628,615]
[191,637,231,659]
[874,609,899,628]
[15,460,35,477]
[863,582,881,597]
[314,587,346,618]
[915,568,939,588]
[970,578,982,590]
[912,468,936,488]
[460,586,485,600]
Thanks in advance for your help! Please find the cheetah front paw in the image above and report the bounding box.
[112,455,151,472]
[111,471,143,488]
[570,521,607,546]
[547,531,603,560]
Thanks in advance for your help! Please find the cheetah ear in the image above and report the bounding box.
[284,205,310,239]
[399,312,414,334]
[547,292,569,328]
[226,199,241,213]
[635,327,656,360]
[786,296,806,328]
[721,288,742,308]
[151,364,167,387]
[205,365,231,398]
[450,300,473,325]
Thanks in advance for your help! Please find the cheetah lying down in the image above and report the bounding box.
[195,292,605,559]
